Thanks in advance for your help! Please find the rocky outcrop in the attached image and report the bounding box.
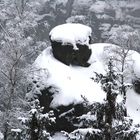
[133,78,140,94]
[49,23,92,67]
[50,40,91,67]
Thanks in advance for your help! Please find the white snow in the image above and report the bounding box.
[108,25,135,41]
[126,89,140,124]
[78,112,97,122]
[0,132,3,140]
[131,51,140,78]
[34,46,106,107]
[49,23,92,50]
[66,15,86,23]
[73,128,101,135]
[34,42,140,124]
[11,129,22,133]
[52,132,67,140]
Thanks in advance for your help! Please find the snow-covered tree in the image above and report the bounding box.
[94,59,138,140]
[107,25,140,52]
[0,0,49,137]
[11,99,56,140]
[62,59,139,140]
[105,36,134,103]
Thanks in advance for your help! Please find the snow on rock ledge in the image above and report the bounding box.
[49,23,92,49]
[49,23,92,67]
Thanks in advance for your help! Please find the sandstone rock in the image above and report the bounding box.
[133,78,140,94]
[49,23,92,67]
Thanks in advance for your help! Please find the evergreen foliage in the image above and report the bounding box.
[62,59,139,140]
[12,99,55,140]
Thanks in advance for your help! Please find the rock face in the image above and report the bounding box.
[51,40,91,67]
[49,23,92,67]
[133,78,140,94]
[38,88,85,133]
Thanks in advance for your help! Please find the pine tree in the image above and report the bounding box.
[63,59,139,140]
[100,59,118,140]
[12,99,56,140]
[94,59,138,140]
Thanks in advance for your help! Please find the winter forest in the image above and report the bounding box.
[0,0,140,140]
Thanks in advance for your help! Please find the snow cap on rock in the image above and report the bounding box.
[49,23,92,50]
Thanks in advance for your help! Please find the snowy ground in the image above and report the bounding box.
[34,43,140,124]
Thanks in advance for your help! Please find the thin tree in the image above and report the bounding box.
[105,37,134,104]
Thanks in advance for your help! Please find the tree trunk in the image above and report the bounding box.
[30,114,39,140]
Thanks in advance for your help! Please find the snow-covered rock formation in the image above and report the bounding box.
[49,23,92,67]
[30,23,140,134]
